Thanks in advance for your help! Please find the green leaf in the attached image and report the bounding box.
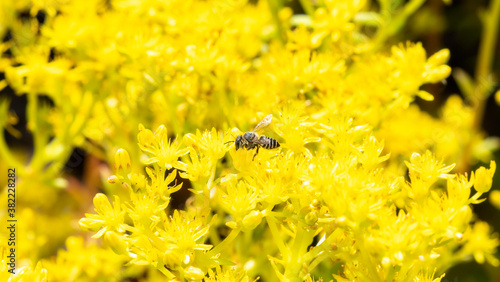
[453,68,474,100]
[354,12,384,27]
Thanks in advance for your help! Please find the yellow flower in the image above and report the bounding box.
[462,222,500,266]
[3,0,496,280]
[274,106,320,157]
[176,147,213,182]
[474,161,496,193]
[413,270,445,282]
[388,42,449,101]
[312,0,365,44]
[425,48,451,83]
[126,190,169,228]
[79,193,128,238]
[205,265,254,282]
[405,151,455,185]
[4,261,47,282]
[183,128,229,161]
[138,124,189,169]
[358,136,390,170]
[5,46,71,96]
[218,180,259,221]
[446,173,474,207]
[157,210,212,261]
[42,236,128,281]
[286,25,317,51]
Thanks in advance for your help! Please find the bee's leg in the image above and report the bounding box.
[253,146,260,161]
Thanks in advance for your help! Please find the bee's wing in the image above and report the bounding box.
[253,114,273,133]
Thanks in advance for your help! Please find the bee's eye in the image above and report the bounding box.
[235,136,241,150]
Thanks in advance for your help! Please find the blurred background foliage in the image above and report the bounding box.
[408,1,500,281]
[0,0,499,281]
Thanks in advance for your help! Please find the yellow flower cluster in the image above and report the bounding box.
[78,118,497,281]
[0,0,498,281]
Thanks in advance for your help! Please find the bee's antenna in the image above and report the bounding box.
[224,134,236,145]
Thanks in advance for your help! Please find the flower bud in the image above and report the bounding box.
[114,149,131,173]
[163,250,182,268]
[108,175,118,184]
[428,48,450,66]
[417,90,434,101]
[53,177,68,189]
[184,266,205,280]
[279,7,293,22]
[300,205,312,217]
[78,217,103,232]
[154,125,167,143]
[137,125,155,147]
[226,221,238,229]
[394,251,404,261]
[474,161,496,193]
[311,199,320,208]
[183,133,197,148]
[93,193,112,211]
[410,152,421,163]
[242,210,263,231]
[283,203,294,217]
[305,211,318,225]
[489,190,500,210]
[425,65,451,83]
[314,8,327,19]
[104,231,128,255]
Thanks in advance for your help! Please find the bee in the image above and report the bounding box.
[233,114,280,160]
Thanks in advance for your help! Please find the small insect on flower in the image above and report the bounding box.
[230,114,280,160]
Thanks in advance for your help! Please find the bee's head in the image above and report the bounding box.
[235,135,242,150]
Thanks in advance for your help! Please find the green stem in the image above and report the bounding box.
[283,226,315,281]
[355,228,383,282]
[143,229,166,252]
[161,88,183,136]
[0,120,24,174]
[475,0,500,90]
[265,210,290,260]
[306,252,329,272]
[458,0,500,172]
[43,94,97,180]
[202,164,217,214]
[298,0,315,18]
[473,0,500,128]
[371,0,426,52]
[157,265,175,279]
[302,231,340,270]
[27,92,44,172]
[206,164,216,190]
[268,0,286,42]
[208,220,222,247]
[207,227,240,257]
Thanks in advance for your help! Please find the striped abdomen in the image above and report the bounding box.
[259,136,280,149]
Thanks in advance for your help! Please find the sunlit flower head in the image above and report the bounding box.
[138,124,189,169]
